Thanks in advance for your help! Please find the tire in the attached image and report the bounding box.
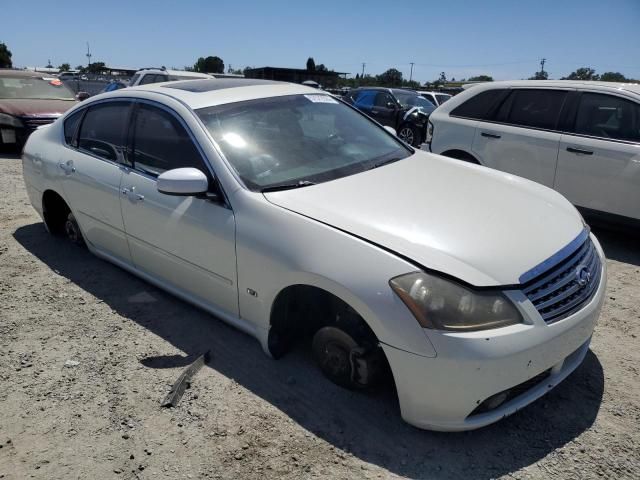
[397,124,421,147]
[64,212,85,246]
[312,326,360,389]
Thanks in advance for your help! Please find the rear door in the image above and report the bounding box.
[555,91,640,220]
[472,88,569,187]
[120,101,238,315]
[60,100,133,262]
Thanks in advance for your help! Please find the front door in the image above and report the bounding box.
[120,102,238,316]
[60,101,132,262]
[555,91,640,220]
[371,91,397,127]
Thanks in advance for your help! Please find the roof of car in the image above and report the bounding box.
[123,78,323,109]
[0,69,56,78]
[467,80,640,95]
[135,68,212,78]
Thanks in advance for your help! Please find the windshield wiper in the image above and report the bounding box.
[368,157,404,170]
[261,180,316,193]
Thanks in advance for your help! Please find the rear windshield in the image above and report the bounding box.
[0,76,75,100]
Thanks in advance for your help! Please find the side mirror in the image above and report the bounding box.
[386,101,397,109]
[157,168,209,196]
[75,91,90,101]
[383,125,397,136]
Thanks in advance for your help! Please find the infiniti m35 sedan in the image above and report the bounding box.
[21,79,606,431]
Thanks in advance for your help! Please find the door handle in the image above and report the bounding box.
[481,132,501,139]
[58,161,76,174]
[122,187,144,202]
[566,147,593,155]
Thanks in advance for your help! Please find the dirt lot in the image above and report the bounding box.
[0,152,638,480]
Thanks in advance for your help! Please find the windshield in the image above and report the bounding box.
[196,94,411,191]
[395,92,436,113]
[0,76,75,100]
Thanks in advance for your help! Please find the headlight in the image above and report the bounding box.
[0,113,23,128]
[389,272,523,331]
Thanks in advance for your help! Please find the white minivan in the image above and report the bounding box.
[428,80,640,225]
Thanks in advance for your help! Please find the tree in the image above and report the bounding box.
[377,68,403,87]
[467,75,494,82]
[562,67,598,80]
[306,57,316,71]
[193,56,224,74]
[75,65,85,72]
[600,71,627,82]
[86,62,106,74]
[316,63,328,72]
[0,42,12,68]
[528,70,548,80]
[439,72,447,83]
[58,63,71,72]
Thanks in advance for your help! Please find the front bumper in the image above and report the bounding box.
[383,250,606,432]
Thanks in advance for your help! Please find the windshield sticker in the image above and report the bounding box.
[304,94,338,104]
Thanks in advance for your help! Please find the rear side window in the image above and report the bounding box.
[497,89,567,130]
[139,74,168,85]
[450,89,507,120]
[131,104,207,177]
[354,91,376,108]
[78,102,131,162]
[64,110,83,146]
[574,93,640,142]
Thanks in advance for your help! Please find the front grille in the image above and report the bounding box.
[20,116,58,130]
[523,236,601,323]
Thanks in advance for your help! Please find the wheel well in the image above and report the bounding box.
[268,285,379,359]
[441,149,480,164]
[42,190,70,235]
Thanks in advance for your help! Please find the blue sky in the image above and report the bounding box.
[3,0,639,82]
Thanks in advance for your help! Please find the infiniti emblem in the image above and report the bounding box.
[575,265,591,287]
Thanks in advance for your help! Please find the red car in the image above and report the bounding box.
[0,70,78,151]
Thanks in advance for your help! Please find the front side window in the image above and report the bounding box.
[196,94,411,191]
[498,89,567,130]
[450,89,507,120]
[139,74,168,85]
[131,104,207,177]
[374,92,394,107]
[574,93,640,142]
[78,102,130,162]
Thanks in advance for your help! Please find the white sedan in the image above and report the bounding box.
[21,79,606,431]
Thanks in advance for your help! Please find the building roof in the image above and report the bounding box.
[246,66,348,76]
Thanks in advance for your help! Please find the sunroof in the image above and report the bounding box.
[162,78,280,92]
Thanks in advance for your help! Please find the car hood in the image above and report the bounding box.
[0,98,76,117]
[264,152,584,287]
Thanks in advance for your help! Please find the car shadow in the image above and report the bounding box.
[592,226,640,267]
[13,222,605,479]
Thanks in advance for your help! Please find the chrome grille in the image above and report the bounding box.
[523,236,601,323]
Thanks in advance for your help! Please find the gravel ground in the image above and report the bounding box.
[0,152,639,479]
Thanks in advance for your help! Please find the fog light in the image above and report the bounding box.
[480,391,509,411]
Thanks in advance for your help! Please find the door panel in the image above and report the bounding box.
[121,102,238,316]
[371,92,396,127]
[120,171,238,315]
[556,136,640,219]
[472,124,561,186]
[60,101,132,262]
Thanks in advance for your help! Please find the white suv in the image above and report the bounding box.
[129,68,213,86]
[418,91,452,106]
[428,80,640,225]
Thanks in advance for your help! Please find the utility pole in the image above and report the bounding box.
[361,62,365,78]
[540,58,546,75]
[409,62,414,82]
[86,42,92,69]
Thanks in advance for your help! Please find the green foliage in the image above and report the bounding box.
[0,42,12,68]
[562,67,598,80]
[306,57,315,71]
[377,68,403,87]
[467,75,494,82]
[599,71,627,82]
[316,63,328,72]
[58,63,71,72]
[528,70,549,80]
[86,62,106,74]
[193,56,225,74]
